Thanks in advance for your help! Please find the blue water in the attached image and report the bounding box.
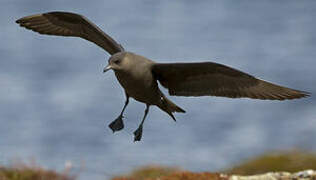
[1,1,315,179]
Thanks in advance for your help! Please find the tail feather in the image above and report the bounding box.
[158,96,185,121]
[164,97,185,113]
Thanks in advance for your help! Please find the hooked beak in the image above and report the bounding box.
[103,64,112,73]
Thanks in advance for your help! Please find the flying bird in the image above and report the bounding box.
[16,11,310,141]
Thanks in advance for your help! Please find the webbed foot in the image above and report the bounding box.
[133,125,143,142]
[108,115,124,133]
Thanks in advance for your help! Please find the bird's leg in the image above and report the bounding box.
[109,94,129,133]
[133,104,150,142]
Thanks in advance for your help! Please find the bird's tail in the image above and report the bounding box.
[158,95,185,121]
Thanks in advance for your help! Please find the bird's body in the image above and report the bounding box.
[109,52,185,121]
[16,11,310,141]
[112,52,158,104]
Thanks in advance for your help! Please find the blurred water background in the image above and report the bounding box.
[0,1,315,179]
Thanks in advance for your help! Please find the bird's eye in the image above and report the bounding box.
[114,60,120,64]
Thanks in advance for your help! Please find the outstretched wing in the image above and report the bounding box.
[152,62,309,100]
[16,11,124,55]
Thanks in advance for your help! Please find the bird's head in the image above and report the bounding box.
[103,52,127,73]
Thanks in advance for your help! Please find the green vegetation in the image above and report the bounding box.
[111,166,179,180]
[112,167,222,180]
[226,150,316,175]
[111,150,316,180]
[0,165,74,180]
[1,150,316,179]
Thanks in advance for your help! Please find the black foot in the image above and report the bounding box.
[133,125,143,142]
[108,115,124,133]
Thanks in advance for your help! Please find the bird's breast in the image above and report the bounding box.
[114,70,160,104]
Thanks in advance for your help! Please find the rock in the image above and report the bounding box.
[228,170,316,180]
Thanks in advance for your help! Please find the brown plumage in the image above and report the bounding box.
[152,62,308,100]
[16,11,123,55]
[16,11,310,141]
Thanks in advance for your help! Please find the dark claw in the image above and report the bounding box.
[133,125,143,142]
[108,115,124,133]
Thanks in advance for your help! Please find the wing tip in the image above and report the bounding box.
[16,17,25,24]
[16,13,43,24]
[265,90,310,101]
[300,91,311,98]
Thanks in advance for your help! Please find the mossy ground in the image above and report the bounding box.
[111,150,316,180]
[111,166,179,180]
[226,150,316,175]
[111,167,223,180]
[1,150,316,180]
[0,165,74,180]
